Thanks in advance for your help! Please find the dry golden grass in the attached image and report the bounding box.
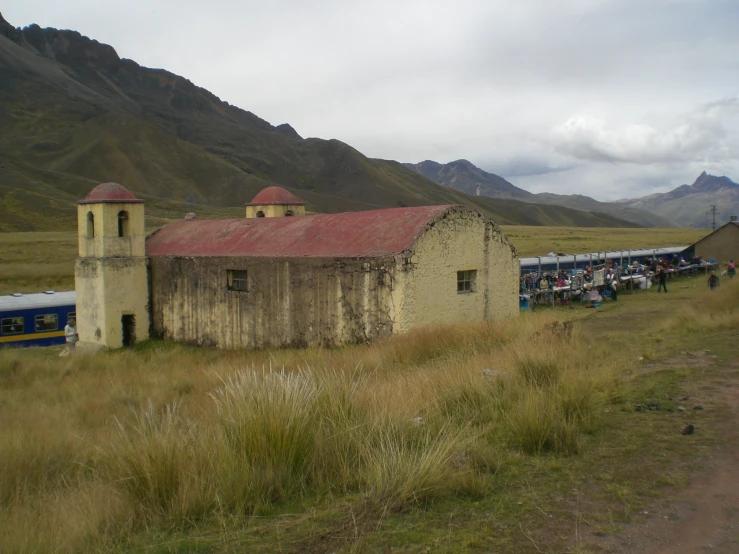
[501,225,708,257]
[0,313,624,552]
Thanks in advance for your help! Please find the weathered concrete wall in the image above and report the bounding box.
[695,224,739,264]
[398,207,518,331]
[246,204,306,218]
[77,203,146,258]
[149,256,399,348]
[75,257,150,348]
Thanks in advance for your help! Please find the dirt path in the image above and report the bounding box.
[609,374,739,553]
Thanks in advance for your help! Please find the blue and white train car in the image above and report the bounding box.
[520,246,688,274]
[0,291,77,347]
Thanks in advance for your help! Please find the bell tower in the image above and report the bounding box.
[75,182,150,348]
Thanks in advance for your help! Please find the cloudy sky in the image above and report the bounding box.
[5,0,739,200]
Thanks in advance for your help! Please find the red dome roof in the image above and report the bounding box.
[78,182,144,204]
[247,186,303,206]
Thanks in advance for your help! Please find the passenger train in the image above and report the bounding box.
[519,246,688,274]
[0,291,77,347]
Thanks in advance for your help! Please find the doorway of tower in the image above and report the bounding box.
[122,314,136,347]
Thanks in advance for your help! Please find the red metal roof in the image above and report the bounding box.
[78,182,143,204]
[247,186,304,206]
[146,205,458,258]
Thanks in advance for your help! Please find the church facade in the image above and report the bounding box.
[75,183,519,350]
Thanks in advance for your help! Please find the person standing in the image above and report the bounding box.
[657,265,668,293]
[708,272,720,291]
[63,317,78,355]
[728,260,736,279]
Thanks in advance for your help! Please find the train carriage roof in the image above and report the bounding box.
[0,291,76,312]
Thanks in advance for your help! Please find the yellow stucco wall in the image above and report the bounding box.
[75,202,149,348]
[75,258,150,348]
[245,204,306,218]
[77,203,146,258]
[398,207,518,331]
[694,224,739,264]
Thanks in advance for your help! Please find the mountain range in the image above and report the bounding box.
[1,15,733,232]
[616,172,739,228]
[403,159,677,228]
[0,15,644,231]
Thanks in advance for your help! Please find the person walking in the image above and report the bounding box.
[62,317,78,356]
[657,265,668,293]
[708,271,720,291]
[728,260,736,279]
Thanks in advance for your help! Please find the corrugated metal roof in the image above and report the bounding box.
[0,291,76,312]
[146,205,457,258]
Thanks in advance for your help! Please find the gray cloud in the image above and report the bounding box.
[4,0,739,200]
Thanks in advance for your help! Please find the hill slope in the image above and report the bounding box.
[404,159,675,227]
[0,15,638,230]
[618,172,739,228]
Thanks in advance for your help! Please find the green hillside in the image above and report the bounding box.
[0,15,639,230]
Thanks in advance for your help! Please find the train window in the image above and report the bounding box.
[1,317,25,335]
[118,210,129,237]
[227,270,248,291]
[35,314,58,332]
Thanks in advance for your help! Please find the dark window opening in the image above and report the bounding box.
[457,270,477,294]
[118,210,129,237]
[256,210,265,218]
[35,314,58,332]
[1,317,25,335]
[227,269,248,291]
[285,210,294,216]
[87,212,95,238]
[122,314,135,347]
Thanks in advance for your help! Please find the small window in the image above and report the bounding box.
[457,270,477,294]
[285,210,294,216]
[35,314,58,332]
[118,210,129,237]
[256,210,265,218]
[227,270,248,291]
[1,317,25,335]
[87,212,95,238]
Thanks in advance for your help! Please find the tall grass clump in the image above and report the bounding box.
[210,368,322,511]
[499,326,611,454]
[107,400,215,523]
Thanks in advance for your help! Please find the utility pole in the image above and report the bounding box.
[709,204,719,231]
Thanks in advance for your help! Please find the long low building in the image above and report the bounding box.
[74,183,520,350]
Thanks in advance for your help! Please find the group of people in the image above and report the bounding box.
[520,255,730,307]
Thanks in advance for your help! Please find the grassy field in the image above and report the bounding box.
[500,225,708,257]
[2,228,738,552]
[0,227,709,295]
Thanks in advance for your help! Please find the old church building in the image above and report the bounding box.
[75,182,519,349]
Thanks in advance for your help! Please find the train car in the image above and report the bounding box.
[520,246,688,274]
[0,291,77,347]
